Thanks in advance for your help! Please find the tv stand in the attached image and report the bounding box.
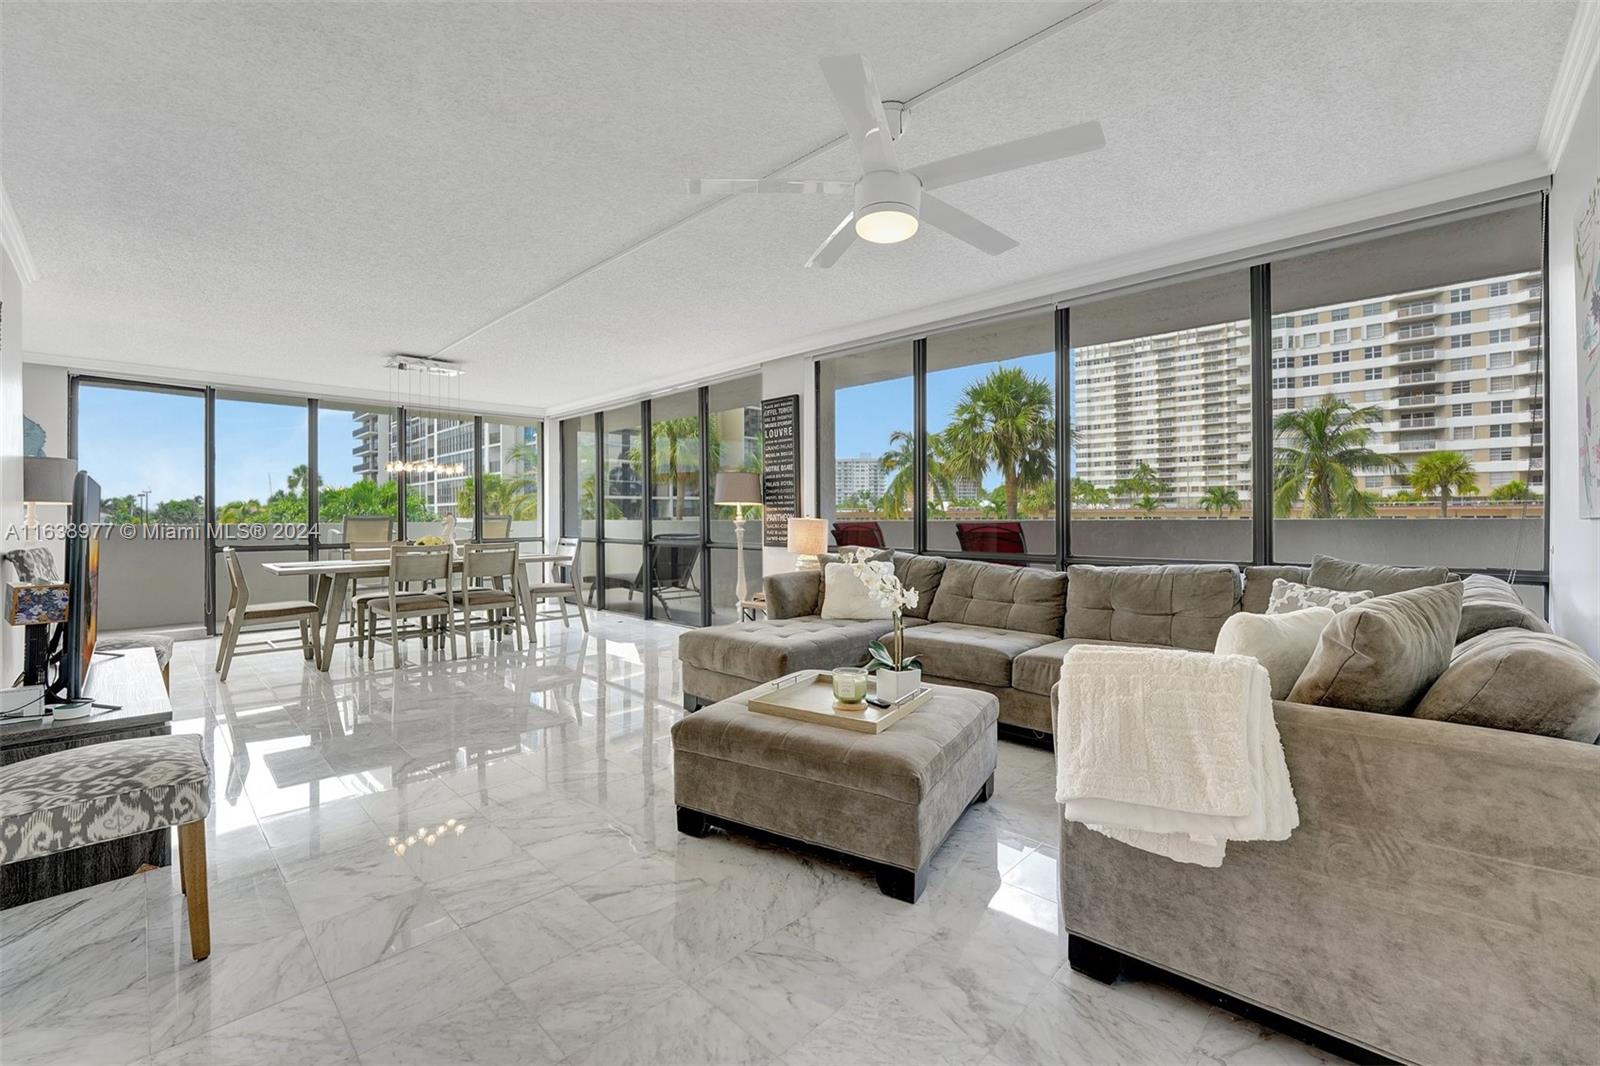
[1,647,173,908]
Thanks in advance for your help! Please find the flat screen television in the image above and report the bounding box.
[51,471,101,703]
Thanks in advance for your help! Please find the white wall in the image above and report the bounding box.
[21,361,67,456]
[1548,52,1600,659]
[1,255,26,676]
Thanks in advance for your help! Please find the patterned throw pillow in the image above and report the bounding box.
[1267,579,1372,615]
[2,548,59,584]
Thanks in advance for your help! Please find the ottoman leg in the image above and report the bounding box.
[676,807,713,838]
[874,861,928,904]
[1068,935,1126,985]
[974,773,995,803]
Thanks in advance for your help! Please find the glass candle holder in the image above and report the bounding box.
[832,667,868,705]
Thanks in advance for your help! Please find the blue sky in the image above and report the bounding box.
[77,387,370,505]
[833,351,1056,490]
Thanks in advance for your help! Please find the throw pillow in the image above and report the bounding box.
[1414,629,1600,742]
[1266,579,1372,615]
[1309,554,1453,597]
[1287,583,1463,715]
[819,561,892,621]
[1214,606,1335,700]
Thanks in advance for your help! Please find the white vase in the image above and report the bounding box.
[876,667,922,702]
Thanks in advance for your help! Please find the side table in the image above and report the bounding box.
[739,595,767,622]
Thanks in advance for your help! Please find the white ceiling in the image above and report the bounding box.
[1,1,1581,416]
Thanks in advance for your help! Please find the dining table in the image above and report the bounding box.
[263,549,573,671]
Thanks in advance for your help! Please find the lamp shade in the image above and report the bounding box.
[713,471,763,508]
[786,517,827,556]
[23,458,77,504]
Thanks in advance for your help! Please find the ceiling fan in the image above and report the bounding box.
[685,54,1105,268]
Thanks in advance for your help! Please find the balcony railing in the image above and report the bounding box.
[1395,302,1437,318]
[1398,393,1442,407]
[1396,416,1436,429]
[1396,324,1437,339]
[1399,439,1440,452]
[1397,371,1437,384]
[1397,348,1438,363]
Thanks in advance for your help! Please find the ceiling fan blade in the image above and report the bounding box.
[913,121,1106,191]
[818,54,899,174]
[805,213,858,269]
[918,195,1018,256]
[686,178,854,196]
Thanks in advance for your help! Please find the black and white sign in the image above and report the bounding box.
[761,395,800,547]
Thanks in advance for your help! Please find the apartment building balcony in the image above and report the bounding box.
[1396,371,1437,385]
[1393,416,1436,429]
[1398,438,1440,452]
[1397,347,1439,363]
[1395,324,1437,340]
[1397,392,1442,407]
[1393,301,1438,319]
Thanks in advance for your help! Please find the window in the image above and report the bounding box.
[1272,355,1294,369]
[1488,424,1512,438]
[1299,313,1319,326]
[708,376,765,625]
[1487,305,1511,321]
[599,403,645,617]
[1302,332,1320,348]
[1271,336,1285,351]
[1489,447,1513,462]
[819,341,915,549]
[404,412,473,540]
[1331,308,1349,321]
[1364,367,1383,381]
[1332,328,1349,343]
[1268,199,1542,570]
[1363,346,1383,359]
[480,420,541,543]
[1488,281,1509,297]
[1331,371,1351,385]
[1073,270,1252,560]
[1273,396,1297,411]
[1488,351,1514,370]
[1487,328,1513,344]
[1363,302,1383,315]
[1489,399,1513,415]
[926,312,1056,557]
[1331,350,1350,363]
[215,393,310,620]
[1273,376,1294,391]
[1301,353,1319,367]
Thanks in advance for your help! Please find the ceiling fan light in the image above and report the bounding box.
[855,206,919,244]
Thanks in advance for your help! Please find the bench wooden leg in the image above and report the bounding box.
[177,820,211,961]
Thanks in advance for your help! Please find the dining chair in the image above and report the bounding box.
[342,515,396,632]
[477,515,512,540]
[366,544,457,664]
[525,537,589,632]
[451,543,525,655]
[215,547,322,681]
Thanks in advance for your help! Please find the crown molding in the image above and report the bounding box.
[547,152,1550,417]
[0,182,40,284]
[1539,0,1600,171]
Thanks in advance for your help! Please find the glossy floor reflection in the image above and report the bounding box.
[1,614,1339,1065]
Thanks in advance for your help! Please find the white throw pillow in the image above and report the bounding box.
[1267,579,1372,615]
[819,562,892,621]
[1214,606,1335,700]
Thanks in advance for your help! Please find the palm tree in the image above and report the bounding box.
[1199,485,1242,517]
[285,464,320,496]
[1489,479,1535,502]
[1071,478,1110,509]
[876,429,953,517]
[1113,461,1166,514]
[1409,450,1478,516]
[1273,397,1399,518]
[939,367,1055,519]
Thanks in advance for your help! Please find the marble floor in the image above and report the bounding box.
[1,613,1338,1066]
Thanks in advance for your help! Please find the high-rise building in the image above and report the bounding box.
[835,454,886,506]
[1071,271,1544,508]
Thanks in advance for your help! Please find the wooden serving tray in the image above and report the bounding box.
[746,671,932,733]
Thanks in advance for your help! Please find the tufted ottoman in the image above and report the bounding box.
[0,734,212,958]
[671,681,998,902]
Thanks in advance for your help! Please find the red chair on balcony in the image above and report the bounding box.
[831,521,886,550]
[955,521,1027,564]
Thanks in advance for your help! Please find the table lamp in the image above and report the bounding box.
[713,471,763,606]
[786,517,827,571]
[23,457,77,531]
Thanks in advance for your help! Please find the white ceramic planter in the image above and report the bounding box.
[876,667,922,702]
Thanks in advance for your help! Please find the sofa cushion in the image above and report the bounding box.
[1456,573,1552,643]
[819,562,893,621]
[677,616,914,683]
[926,559,1066,636]
[1414,629,1600,742]
[764,570,821,620]
[898,622,1057,688]
[1214,607,1334,700]
[1012,637,1161,697]
[1310,554,1453,597]
[1288,583,1463,715]
[1065,564,1240,650]
[1241,565,1308,614]
[1267,579,1372,615]
[819,551,945,620]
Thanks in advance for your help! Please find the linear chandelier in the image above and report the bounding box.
[385,354,468,476]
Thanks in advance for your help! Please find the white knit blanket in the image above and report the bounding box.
[1054,645,1298,867]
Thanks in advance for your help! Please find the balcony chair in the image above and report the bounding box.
[831,521,886,549]
[955,521,1028,564]
[365,544,458,664]
[215,547,322,682]
[525,537,590,633]
[583,535,702,621]
[450,543,525,655]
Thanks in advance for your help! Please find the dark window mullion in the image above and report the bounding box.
[1056,306,1071,571]
[913,337,928,555]
[699,386,713,628]
[640,398,654,620]
[1250,264,1274,566]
